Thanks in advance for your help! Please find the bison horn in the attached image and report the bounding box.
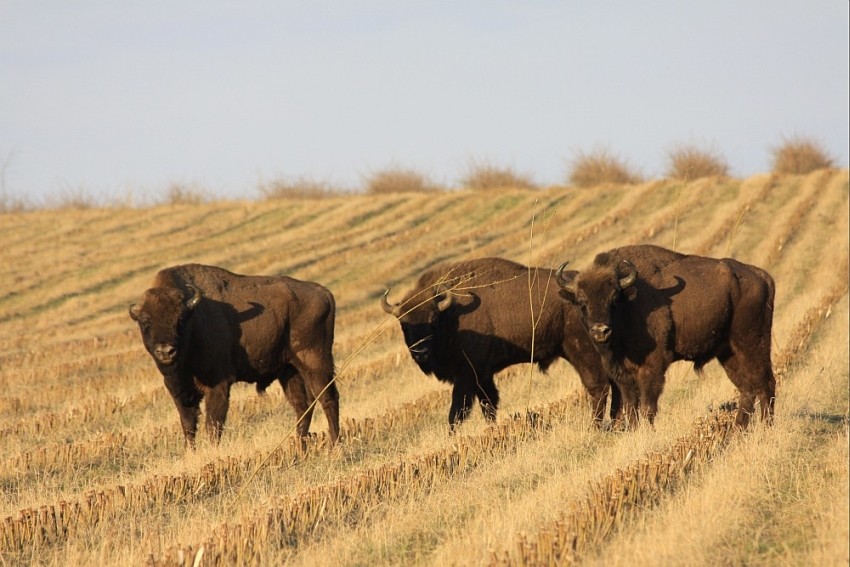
[436,285,453,312]
[618,261,637,289]
[128,303,141,321]
[381,289,401,317]
[555,262,578,295]
[186,285,203,310]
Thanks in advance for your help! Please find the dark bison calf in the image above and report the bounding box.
[129,264,340,447]
[557,244,776,428]
[381,257,615,430]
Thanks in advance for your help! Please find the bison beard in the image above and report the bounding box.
[129,264,340,448]
[382,257,617,431]
[557,244,776,428]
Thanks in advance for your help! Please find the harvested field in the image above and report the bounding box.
[1,170,847,565]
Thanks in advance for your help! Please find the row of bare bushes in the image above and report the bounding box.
[1,137,838,212]
[264,136,838,197]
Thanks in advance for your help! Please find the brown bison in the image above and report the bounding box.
[556,244,776,427]
[129,264,340,447]
[381,257,616,430]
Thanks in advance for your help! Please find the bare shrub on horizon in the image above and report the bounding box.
[259,175,341,199]
[363,165,443,194]
[770,135,836,175]
[567,147,642,188]
[460,159,538,191]
[164,182,210,205]
[666,143,730,180]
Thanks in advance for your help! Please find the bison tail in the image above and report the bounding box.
[693,358,710,377]
[537,357,557,375]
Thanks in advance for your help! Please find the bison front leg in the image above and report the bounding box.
[570,360,614,427]
[163,375,202,448]
[449,382,475,431]
[204,381,231,443]
[475,376,500,422]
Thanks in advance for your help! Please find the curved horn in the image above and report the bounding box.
[618,260,637,289]
[185,285,203,310]
[128,303,141,321]
[381,289,401,317]
[436,285,453,312]
[555,261,578,295]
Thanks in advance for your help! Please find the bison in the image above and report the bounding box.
[129,264,340,447]
[556,244,776,427]
[381,257,616,430]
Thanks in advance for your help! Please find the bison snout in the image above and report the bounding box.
[589,324,612,344]
[154,344,178,365]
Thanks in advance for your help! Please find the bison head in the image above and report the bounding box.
[556,259,637,344]
[381,285,453,374]
[129,285,202,366]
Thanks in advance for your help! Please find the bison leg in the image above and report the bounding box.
[608,380,622,423]
[449,382,476,431]
[609,377,640,429]
[204,381,231,443]
[636,368,666,426]
[475,376,500,422]
[281,371,315,441]
[163,375,202,448]
[295,353,340,446]
[570,362,614,427]
[718,344,774,428]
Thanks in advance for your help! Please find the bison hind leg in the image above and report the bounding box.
[280,368,315,440]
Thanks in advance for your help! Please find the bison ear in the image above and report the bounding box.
[185,285,202,310]
[129,303,141,321]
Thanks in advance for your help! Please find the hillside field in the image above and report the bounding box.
[0,170,848,565]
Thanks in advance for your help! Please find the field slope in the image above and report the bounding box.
[0,170,847,566]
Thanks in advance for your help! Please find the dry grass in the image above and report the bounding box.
[460,159,538,190]
[665,143,730,180]
[770,135,836,175]
[567,147,642,188]
[0,169,847,566]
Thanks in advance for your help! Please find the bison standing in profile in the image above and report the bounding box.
[556,244,776,428]
[129,264,340,447]
[381,257,616,430]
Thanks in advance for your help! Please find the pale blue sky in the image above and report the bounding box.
[1,2,847,202]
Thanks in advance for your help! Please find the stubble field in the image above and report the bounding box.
[0,170,848,565]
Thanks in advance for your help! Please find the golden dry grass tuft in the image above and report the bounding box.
[770,135,836,175]
[567,147,642,188]
[0,169,847,566]
[665,143,730,180]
